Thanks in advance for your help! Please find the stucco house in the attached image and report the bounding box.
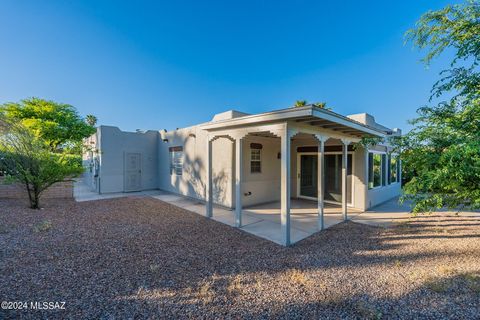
[83,105,401,245]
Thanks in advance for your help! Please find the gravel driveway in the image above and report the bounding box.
[1,197,479,319]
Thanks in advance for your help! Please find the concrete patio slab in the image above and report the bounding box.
[147,192,358,245]
[241,219,312,245]
[182,203,207,215]
[211,209,264,227]
[243,200,363,235]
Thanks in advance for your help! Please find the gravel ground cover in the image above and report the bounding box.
[0,197,479,319]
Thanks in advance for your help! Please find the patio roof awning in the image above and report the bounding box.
[199,105,388,138]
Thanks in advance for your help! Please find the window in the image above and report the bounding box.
[250,144,262,173]
[389,155,399,183]
[169,146,183,175]
[368,152,383,189]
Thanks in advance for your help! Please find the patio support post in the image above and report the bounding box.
[234,137,243,227]
[315,134,328,230]
[341,139,351,221]
[281,124,292,246]
[364,147,370,211]
[206,137,213,218]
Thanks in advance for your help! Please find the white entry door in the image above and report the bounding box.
[124,153,142,192]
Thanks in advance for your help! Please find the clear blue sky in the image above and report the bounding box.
[0,0,454,132]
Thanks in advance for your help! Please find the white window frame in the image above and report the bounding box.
[368,150,385,190]
[388,153,400,185]
[250,148,262,174]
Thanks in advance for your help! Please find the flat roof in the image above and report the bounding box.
[199,105,388,138]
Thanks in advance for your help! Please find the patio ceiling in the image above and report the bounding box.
[293,116,383,138]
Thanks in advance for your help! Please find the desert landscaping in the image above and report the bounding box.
[1,196,479,319]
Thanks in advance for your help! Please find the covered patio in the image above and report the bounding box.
[200,106,386,246]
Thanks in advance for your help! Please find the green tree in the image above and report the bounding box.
[0,98,96,152]
[401,1,480,213]
[0,117,83,209]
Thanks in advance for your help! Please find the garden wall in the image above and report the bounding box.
[0,176,73,199]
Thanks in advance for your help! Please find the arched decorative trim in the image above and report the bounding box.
[314,134,329,143]
[205,123,288,142]
[209,134,236,142]
[184,132,196,143]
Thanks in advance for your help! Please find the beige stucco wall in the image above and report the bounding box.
[240,136,281,207]
[83,126,159,194]
[367,183,401,209]
[101,127,159,194]
[353,146,368,211]
[158,126,234,208]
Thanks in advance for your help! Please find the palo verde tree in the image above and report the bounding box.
[0,117,84,209]
[0,98,96,208]
[400,0,480,213]
[0,98,96,153]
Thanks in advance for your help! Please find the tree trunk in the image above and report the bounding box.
[31,186,40,209]
[25,182,36,209]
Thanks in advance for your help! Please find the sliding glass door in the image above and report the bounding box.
[324,154,352,204]
[298,153,353,205]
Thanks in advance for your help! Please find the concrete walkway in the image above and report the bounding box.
[74,179,164,202]
[352,197,413,227]
[74,179,415,245]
